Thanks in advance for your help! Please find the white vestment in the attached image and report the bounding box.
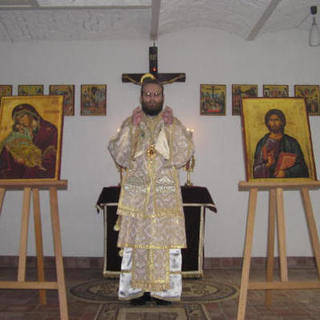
[108,110,194,300]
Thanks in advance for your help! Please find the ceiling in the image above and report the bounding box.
[0,0,319,42]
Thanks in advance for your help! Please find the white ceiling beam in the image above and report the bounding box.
[0,0,34,8]
[30,0,39,8]
[36,0,150,7]
[246,0,282,41]
[0,0,150,9]
[150,0,161,41]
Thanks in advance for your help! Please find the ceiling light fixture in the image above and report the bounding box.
[309,6,320,47]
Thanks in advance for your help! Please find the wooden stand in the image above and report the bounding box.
[237,181,320,320]
[0,180,69,320]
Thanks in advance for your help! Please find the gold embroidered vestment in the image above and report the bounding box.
[108,112,194,291]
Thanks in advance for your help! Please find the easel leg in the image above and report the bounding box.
[265,188,276,307]
[275,188,288,282]
[237,188,258,320]
[32,188,47,304]
[0,188,6,215]
[49,187,69,320]
[300,187,320,278]
[18,188,31,282]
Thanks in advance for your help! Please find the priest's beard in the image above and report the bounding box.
[141,100,163,116]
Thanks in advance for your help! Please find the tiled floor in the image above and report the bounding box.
[0,266,319,319]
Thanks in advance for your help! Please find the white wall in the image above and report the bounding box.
[0,27,319,259]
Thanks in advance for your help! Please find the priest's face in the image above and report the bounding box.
[141,83,164,116]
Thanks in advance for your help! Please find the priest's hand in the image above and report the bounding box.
[132,107,143,126]
[162,106,173,125]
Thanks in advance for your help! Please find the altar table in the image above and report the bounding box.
[96,186,216,278]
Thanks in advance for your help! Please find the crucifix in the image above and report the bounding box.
[122,46,186,85]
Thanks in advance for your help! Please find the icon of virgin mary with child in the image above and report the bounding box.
[0,103,58,179]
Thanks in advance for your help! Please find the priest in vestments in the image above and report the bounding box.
[108,76,194,305]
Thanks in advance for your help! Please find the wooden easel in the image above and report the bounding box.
[0,180,69,320]
[237,180,320,320]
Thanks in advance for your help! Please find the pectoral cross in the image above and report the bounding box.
[122,46,186,85]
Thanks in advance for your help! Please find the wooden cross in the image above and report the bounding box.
[122,46,186,85]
